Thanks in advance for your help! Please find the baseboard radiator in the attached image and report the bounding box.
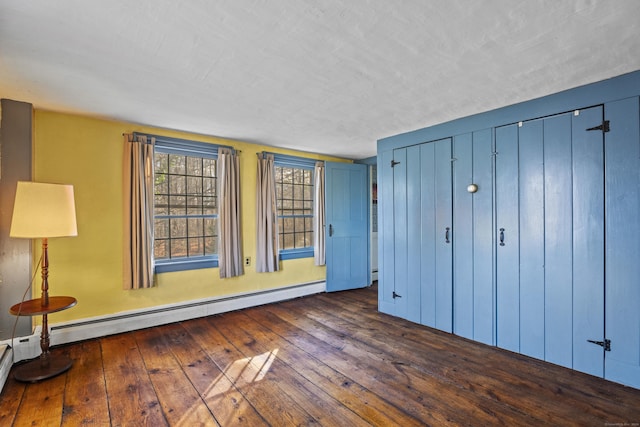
[0,280,325,392]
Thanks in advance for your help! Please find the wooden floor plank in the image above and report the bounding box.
[12,356,67,427]
[1,283,639,426]
[316,291,640,423]
[212,309,372,427]
[134,326,220,426]
[188,316,316,426]
[0,372,25,426]
[61,340,110,426]
[100,333,169,426]
[242,307,426,427]
[161,321,267,426]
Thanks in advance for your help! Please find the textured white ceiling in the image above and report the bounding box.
[1,0,639,159]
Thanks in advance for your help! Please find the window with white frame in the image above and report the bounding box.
[273,154,317,260]
[151,135,226,272]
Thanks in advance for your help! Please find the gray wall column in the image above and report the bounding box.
[0,99,33,340]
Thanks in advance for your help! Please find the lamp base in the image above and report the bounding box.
[13,354,73,383]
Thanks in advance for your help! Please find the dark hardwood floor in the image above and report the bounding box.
[1,283,639,426]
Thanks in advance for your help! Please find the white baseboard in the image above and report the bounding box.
[0,280,325,393]
[0,345,10,392]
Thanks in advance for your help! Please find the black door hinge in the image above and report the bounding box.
[587,338,611,351]
[391,160,400,168]
[392,291,402,299]
[586,120,610,133]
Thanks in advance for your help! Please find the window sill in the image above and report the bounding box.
[279,248,314,261]
[155,257,218,273]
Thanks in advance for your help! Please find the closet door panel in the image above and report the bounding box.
[453,133,474,339]
[379,150,396,315]
[406,145,422,323]
[435,139,454,332]
[572,106,605,377]
[495,124,520,352]
[472,129,495,345]
[420,143,437,328]
[605,97,640,388]
[518,121,545,360]
[392,148,409,320]
[543,113,574,369]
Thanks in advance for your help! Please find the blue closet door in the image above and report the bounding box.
[571,106,605,377]
[453,133,473,339]
[471,129,494,345]
[604,97,640,388]
[497,107,605,374]
[518,120,545,360]
[495,124,520,353]
[452,130,494,344]
[420,138,453,332]
[378,150,396,315]
[391,148,409,318]
[543,113,574,369]
[405,145,422,323]
[434,140,454,332]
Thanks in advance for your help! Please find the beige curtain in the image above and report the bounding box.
[218,148,244,278]
[255,153,280,272]
[313,161,326,266]
[123,133,155,289]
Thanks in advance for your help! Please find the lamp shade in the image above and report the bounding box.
[10,181,78,238]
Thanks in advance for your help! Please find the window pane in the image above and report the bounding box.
[205,236,217,255]
[188,217,203,237]
[304,185,312,200]
[282,167,293,184]
[170,174,186,194]
[155,153,169,174]
[303,170,312,184]
[171,238,187,258]
[283,233,294,250]
[187,157,202,176]
[155,195,168,215]
[154,239,168,259]
[305,231,314,247]
[155,218,169,239]
[169,195,186,215]
[169,154,185,174]
[187,196,202,215]
[187,176,202,195]
[203,177,216,196]
[205,218,218,237]
[294,217,305,233]
[155,174,168,195]
[203,158,216,177]
[188,237,204,257]
[293,184,303,200]
[203,196,217,215]
[293,168,302,184]
[171,218,187,238]
[283,217,294,233]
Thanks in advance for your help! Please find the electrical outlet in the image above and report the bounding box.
[244,256,251,266]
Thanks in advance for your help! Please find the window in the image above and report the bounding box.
[150,134,226,272]
[273,154,317,260]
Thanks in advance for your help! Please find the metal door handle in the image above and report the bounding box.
[499,228,505,246]
[329,224,334,237]
[445,227,450,244]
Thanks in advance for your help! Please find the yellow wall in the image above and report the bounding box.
[32,110,350,323]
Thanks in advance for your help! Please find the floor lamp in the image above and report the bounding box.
[9,181,78,382]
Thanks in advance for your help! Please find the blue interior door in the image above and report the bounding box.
[325,162,369,292]
[604,97,640,388]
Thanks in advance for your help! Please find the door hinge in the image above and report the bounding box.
[391,160,400,168]
[392,291,402,299]
[587,338,611,352]
[586,120,610,133]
